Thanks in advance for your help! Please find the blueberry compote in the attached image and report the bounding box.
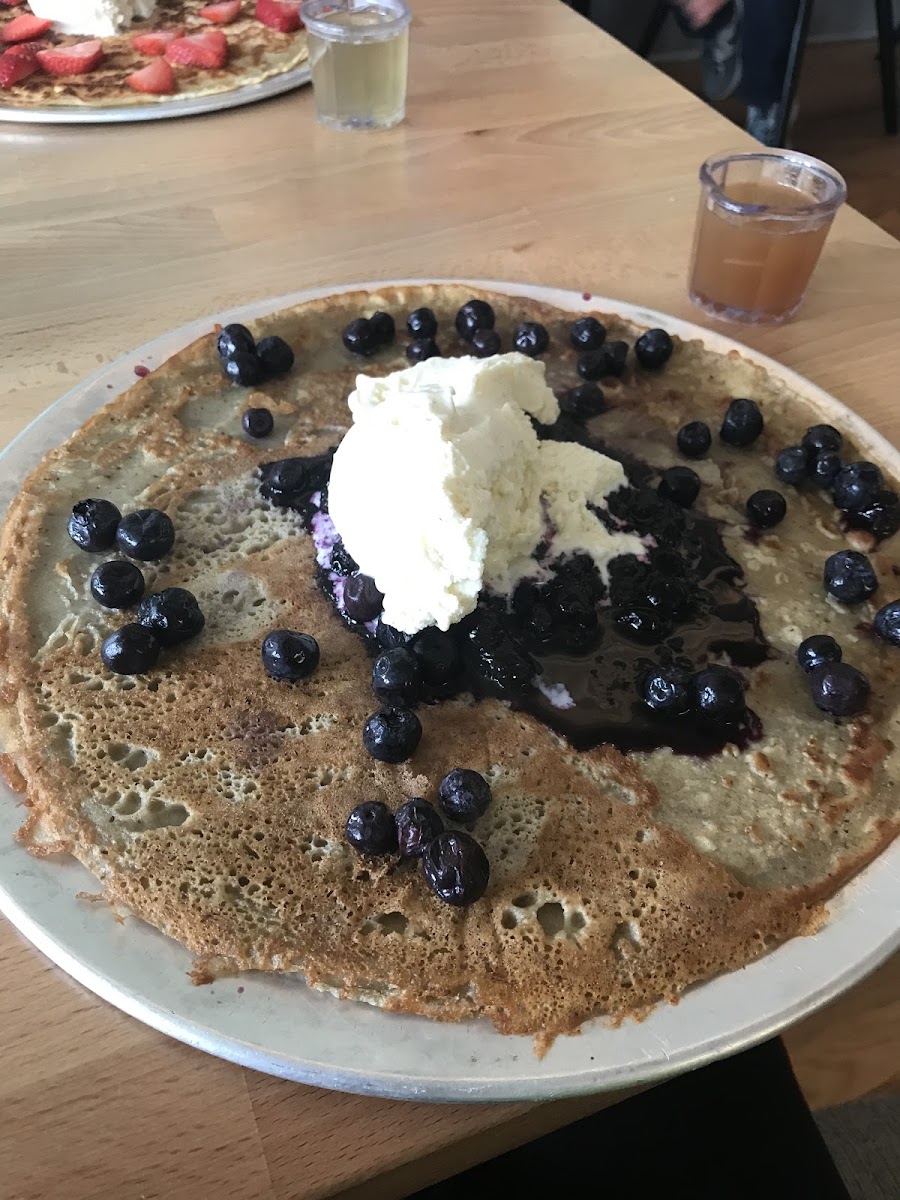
[258,440,767,756]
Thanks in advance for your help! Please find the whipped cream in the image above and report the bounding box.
[28,0,156,37]
[328,353,645,636]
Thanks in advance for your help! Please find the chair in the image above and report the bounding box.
[637,0,898,142]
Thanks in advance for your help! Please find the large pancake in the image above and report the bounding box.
[0,284,897,1038]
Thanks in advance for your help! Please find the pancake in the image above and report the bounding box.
[0,284,897,1038]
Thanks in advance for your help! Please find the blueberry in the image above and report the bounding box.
[811,451,842,488]
[256,335,295,377]
[773,446,807,486]
[342,317,378,357]
[823,550,878,605]
[695,665,745,722]
[437,767,492,823]
[578,340,628,380]
[873,599,900,646]
[410,626,460,684]
[720,398,763,447]
[421,831,490,906]
[407,307,437,339]
[634,327,673,369]
[455,299,495,342]
[224,351,265,387]
[746,489,787,528]
[67,498,121,552]
[100,623,160,675]
[640,667,693,716]
[802,424,842,456]
[464,621,534,694]
[513,321,549,357]
[644,574,693,619]
[569,316,606,352]
[259,453,332,509]
[115,509,175,561]
[559,382,606,419]
[395,798,443,858]
[343,573,384,622]
[329,542,358,577]
[677,421,711,460]
[90,561,145,610]
[363,706,423,763]
[368,311,395,346]
[613,607,672,644]
[832,461,883,512]
[406,338,441,363]
[243,407,274,439]
[372,647,422,706]
[216,323,255,359]
[137,588,205,646]
[797,634,842,673]
[658,466,700,508]
[470,328,501,358]
[345,801,398,856]
[846,489,899,542]
[260,629,320,682]
[808,662,870,717]
[375,619,413,651]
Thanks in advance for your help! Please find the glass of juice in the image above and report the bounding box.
[688,149,847,325]
[301,0,412,131]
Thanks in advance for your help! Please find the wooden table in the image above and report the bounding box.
[1,2,898,1196]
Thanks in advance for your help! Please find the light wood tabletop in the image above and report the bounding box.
[1,2,898,1197]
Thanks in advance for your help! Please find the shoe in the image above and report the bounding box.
[701,0,742,102]
[746,101,798,147]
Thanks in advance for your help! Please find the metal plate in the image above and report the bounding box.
[0,62,309,124]
[1,279,897,1102]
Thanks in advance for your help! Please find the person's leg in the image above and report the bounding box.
[741,0,801,143]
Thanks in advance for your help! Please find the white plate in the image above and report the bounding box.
[1,280,898,1102]
[0,63,309,125]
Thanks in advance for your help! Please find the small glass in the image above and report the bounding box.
[301,0,412,131]
[688,149,847,325]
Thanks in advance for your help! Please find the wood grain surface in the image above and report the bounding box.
[0,2,898,1197]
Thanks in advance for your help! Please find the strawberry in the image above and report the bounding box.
[126,57,176,94]
[255,0,301,33]
[0,48,36,86]
[132,27,183,55]
[165,29,228,68]
[199,1,241,24]
[0,0,26,6]
[1,14,52,42]
[5,39,42,61]
[36,39,104,74]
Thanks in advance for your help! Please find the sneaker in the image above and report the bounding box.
[746,101,798,147]
[701,0,742,102]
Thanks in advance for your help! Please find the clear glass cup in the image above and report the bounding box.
[688,149,847,325]
[301,0,412,131]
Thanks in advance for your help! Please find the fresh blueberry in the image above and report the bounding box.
[797,634,842,673]
[658,466,700,508]
[845,489,900,542]
[345,801,398,856]
[407,307,437,339]
[808,662,870,717]
[362,706,423,763]
[216,323,255,359]
[243,407,274,439]
[559,382,606,419]
[811,451,842,488]
[640,667,693,716]
[832,461,884,512]
[613,607,672,645]
[343,573,384,622]
[677,421,712,460]
[823,550,878,605]
[406,338,441,363]
[455,299,495,342]
[774,446,808,485]
[437,767,492,823]
[260,629,320,682]
[257,335,295,377]
[695,665,745,722]
[375,619,413,650]
[873,599,900,646]
[100,623,160,675]
[368,311,395,346]
[137,588,205,646]
[634,327,674,369]
[720,398,763,447]
[329,542,358,577]
[115,509,175,561]
[513,321,549,357]
[224,351,265,387]
[746,489,787,528]
[802,424,842,456]
[67,498,121,552]
[470,328,501,358]
[395,798,443,858]
[422,831,490,906]
[90,561,145,610]
[569,316,606,352]
[342,317,378,356]
[259,453,333,509]
[372,647,422,706]
[410,626,460,684]
[578,340,628,380]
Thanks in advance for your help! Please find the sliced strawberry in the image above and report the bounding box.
[0,0,27,7]
[126,56,176,94]
[36,39,104,74]
[1,14,53,42]
[132,27,183,55]
[0,48,36,86]
[199,1,241,24]
[5,39,42,61]
[255,0,301,33]
[165,29,228,68]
